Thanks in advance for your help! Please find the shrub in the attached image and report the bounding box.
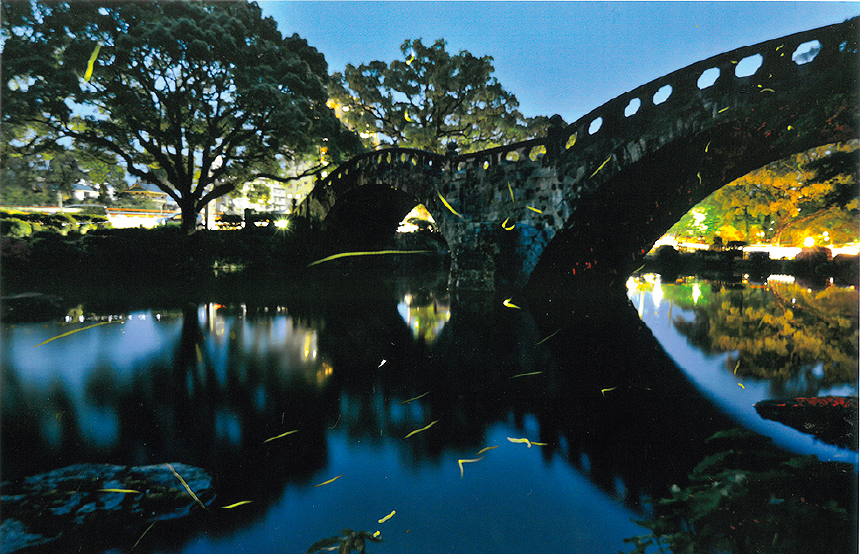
[0,218,32,238]
[45,212,77,233]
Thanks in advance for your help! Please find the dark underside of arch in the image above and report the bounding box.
[528,88,859,294]
[319,185,424,250]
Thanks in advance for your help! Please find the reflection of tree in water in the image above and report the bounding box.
[10,276,849,550]
[664,279,858,395]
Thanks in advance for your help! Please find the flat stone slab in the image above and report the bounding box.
[1,462,215,553]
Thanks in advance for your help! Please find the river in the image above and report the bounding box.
[2,269,857,553]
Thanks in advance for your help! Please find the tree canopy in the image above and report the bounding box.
[2,0,362,232]
[329,38,549,154]
[1,122,128,206]
[669,142,859,245]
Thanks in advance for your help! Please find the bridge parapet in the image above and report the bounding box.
[552,16,858,196]
[301,147,446,221]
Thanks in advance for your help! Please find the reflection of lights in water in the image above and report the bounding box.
[316,362,334,386]
[625,276,637,292]
[303,333,313,359]
[397,293,451,343]
[692,283,701,304]
[650,276,663,310]
[625,276,647,317]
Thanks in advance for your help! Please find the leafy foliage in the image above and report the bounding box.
[305,529,381,554]
[668,141,859,245]
[1,0,361,232]
[623,429,857,554]
[329,38,549,153]
[663,279,859,394]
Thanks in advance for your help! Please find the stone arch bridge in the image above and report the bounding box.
[297,18,858,291]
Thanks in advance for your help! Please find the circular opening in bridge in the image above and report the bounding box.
[624,98,641,117]
[734,53,763,77]
[588,117,603,135]
[653,84,672,105]
[792,40,821,65]
[697,67,720,89]
[565,133,578,150]
[506,151,520,162]
[529,145,546,161]
[482,160,490,170]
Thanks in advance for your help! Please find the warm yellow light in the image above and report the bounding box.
[803,236,815,247]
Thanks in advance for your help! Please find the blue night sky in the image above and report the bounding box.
[258,1,860,124]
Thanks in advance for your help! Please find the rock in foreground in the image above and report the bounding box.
[1,462,214,553]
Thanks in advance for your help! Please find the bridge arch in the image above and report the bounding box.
[298,17,858,291]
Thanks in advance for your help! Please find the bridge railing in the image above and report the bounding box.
[551,16,858,173]
[318,148,446,190]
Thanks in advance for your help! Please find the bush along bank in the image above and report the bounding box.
[1,221,451,300]
[0,208,112,238]
[1,224,319,293]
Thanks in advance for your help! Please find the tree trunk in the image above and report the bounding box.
[180,201,198,235]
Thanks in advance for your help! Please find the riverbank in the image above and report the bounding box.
[641,247,860,288]
[0,226,450,314]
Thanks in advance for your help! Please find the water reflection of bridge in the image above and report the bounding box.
[2,286,736,532]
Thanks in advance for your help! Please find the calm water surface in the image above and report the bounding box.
[2,271,857,553]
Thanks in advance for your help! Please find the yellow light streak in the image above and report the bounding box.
[458,457,484,478]
[221,501,253,509]
[84,41,102,82]
[263,429,298,443]
[506,437,546,448]
[308,250,431,267]
[502,298,521,309]
[536,329,561,345]
[589,154,612,178]
[405,420,438,438]
[437,191,463,218]
[510,371,542,379]
[166,463,207,510]
[398,391,430,405]
[34,321,110,348]
[313,474,344,487]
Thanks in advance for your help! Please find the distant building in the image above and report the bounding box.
[72,181,100,201]
[215,177,315,215]
[121,182,169,203]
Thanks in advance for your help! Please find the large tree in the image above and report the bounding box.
[2,0,361,232]
[329,38,548,154]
